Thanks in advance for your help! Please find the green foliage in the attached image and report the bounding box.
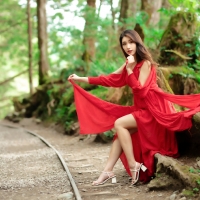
[189,167,196,173]
[103,131,114,139]
[143,27,164,49]
[89,59,124,76]
[0,0,39,118]
[135,10,168,49]
[168,0,200,13]
[155,172,162,178]
[67,103,76,120]
[62,88,74,105]
[0,1,38,71]
[90,86,108,100]
[170,66,200,84]
[187,31,200,70]
[193,187,199,192]
[189,167,200,175]
[55,107,67,121]
[182,189,195,197]
[135,11,149,25]
[158,7,176,16]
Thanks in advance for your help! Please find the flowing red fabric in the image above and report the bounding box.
[70,61,200,182]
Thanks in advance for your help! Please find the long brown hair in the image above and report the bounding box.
[119,29,157,66]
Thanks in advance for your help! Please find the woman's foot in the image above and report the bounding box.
[92,171,116,186]
[130,162,147,185]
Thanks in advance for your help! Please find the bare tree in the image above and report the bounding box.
[110,0,115,29]
[82,0,96,73]
[127,0,138,19]
[97,0,103,19]
[119,0,128,32]
[141,0,163,26]
[36,0,49,85]
[27,0,33,94]
[118,0,138,32]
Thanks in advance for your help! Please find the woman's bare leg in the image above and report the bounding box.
[103,128,137,172]
[103,138,122,171]
[92,128,137,185]
[114,114,140,180]
[92,138,122,184]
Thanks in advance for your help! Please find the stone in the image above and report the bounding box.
[197,160,200,168]
[179,197,186,200]
[147,175,182,190]
[12,117,21,123]
[173,190,179,195]
[57,192,74,200]
[35,118,41,124]
[169,193,177,200]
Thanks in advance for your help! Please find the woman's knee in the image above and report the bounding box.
[114,114,137,131]
[114,119,123,130]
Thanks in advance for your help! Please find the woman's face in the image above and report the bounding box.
[122,36,136,56]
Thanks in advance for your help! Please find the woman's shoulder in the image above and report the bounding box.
[136,60,151,68]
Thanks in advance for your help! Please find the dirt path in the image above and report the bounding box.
[1,118,195,200]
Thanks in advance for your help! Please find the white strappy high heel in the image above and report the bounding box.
[130,162,147,185]
[92,171,117,186]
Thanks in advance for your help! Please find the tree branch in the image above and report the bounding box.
[0,19,27,34]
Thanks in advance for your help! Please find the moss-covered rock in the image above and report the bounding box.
[153,153,200,190]
[160,66,200,95]
[158,12,198,66]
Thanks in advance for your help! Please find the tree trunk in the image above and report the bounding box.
[27,0,33,94]
[97,0,102,19]
[118,0,138,33]
[118,0,128,32]
[127,0,138,19]
[37,0,49,85]
[162,0,170,9]
[82,0,96,74]
[141,0,162,26]
[110,0,115,30]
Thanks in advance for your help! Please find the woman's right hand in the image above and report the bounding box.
[126,55,135,69]
[68,74,80,81]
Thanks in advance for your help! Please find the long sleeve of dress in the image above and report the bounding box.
[88,67,127,87]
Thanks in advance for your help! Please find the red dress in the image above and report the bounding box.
[70,61,200,182]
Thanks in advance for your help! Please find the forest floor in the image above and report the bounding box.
[1,118,199,200]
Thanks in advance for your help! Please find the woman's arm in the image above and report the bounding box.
[68,74,89,83]
[68,63,127,87]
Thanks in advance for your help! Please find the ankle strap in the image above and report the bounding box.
[130,162,141,171]
[130,169,139,172]
[102,171,113,177]
[102,171,113,173]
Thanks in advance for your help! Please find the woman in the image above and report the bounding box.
[68,30,200,186]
